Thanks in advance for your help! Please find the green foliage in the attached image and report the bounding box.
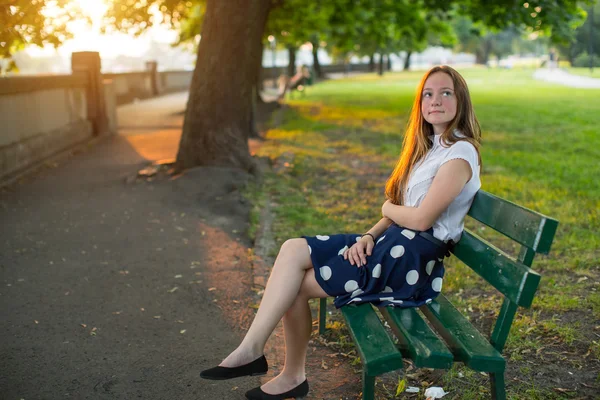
[102,0,206,39]
[573,51,600,68]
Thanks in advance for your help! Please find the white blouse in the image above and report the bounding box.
[404,133,481,243]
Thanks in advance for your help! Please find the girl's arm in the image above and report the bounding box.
[365,217,393,239]
[382,159,472,231]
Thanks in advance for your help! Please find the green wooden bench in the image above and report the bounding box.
[317,190,559,400]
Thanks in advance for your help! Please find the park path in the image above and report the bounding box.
[533,67,600,88]
[0,91,269,400]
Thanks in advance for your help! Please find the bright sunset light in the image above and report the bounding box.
[30,0,178,61]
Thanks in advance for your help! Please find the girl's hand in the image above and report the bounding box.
[343,235,374,267]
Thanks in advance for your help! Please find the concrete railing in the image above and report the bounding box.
[0,74,94,183]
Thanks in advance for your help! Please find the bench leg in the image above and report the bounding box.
[362,371,375,400]
[490,371,506,400]
[318,298,327,335]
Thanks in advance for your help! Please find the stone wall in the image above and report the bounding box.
[0,73,118,184]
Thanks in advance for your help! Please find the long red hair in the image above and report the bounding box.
[385,66,481,205]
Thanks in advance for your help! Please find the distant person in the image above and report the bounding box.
[277,65,311,100]
[200,65,482,400]
[549,48,557,69]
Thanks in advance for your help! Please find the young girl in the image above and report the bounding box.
[200,65,482,400]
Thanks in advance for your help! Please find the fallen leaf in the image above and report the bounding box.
[140,308,145,312]
[208,287,217,291]
[321,359,328,370]
[153,316,161,319]
[119,270,129,275]
[34,320,39,324]
[168,287,179,293]
[174,274,182,279]
[80,323,87,328]
[176,320,185,323]
[175,226,185,231]
[180,329,186,334]
[112,311,122,315]
[396,378,407,396]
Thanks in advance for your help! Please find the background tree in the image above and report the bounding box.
[556,1,599,66]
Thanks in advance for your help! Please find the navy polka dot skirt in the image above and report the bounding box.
[303,224,446,309]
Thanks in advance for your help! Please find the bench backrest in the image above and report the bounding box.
[451,190,559,351]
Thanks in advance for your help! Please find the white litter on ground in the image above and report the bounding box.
[424,386,448,399]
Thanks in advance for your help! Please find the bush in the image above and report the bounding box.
[573,52,600,68]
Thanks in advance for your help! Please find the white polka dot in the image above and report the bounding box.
[372,264,382,278]
[382,286,393,293]
[338,245,348,256]
[308,245,312,255]
[406,270,419,285]
[320,266,332,281]
[401,229,416,239]
[376,235,386,245]
[355,236,361,242]
[351,289,364,298]
[344,280,359,293]
[432,277,443,292]
[390,245,405,258]
[380,297,395,302]
[426,260,435,275]
[349,297,362,303]
[316,235,330,241]
[425,298,432,304]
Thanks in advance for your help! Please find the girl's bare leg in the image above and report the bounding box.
[220,238,319,367]
[259,268,327,394]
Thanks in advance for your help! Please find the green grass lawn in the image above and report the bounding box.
[567,67,600,78]
[248,68,600,399]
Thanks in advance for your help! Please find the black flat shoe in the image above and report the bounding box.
[200,355,268,380]
[245,379,309,400]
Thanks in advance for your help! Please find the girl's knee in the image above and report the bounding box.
[280,238,308,255]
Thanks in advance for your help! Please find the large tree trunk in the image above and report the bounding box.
[175,0,271,171]
[403,51,412,70]
[287,46,297,77]
[378,53,384,76]
[387,54,392,71]
[311,41,323,78]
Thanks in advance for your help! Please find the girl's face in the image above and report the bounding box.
[421,72,457,135]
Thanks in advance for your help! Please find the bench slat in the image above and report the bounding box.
[453,230,541,307]
[421,295,505,373]
[468,190,558,254]
[341,303,403,376]
[380,307,454,369]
